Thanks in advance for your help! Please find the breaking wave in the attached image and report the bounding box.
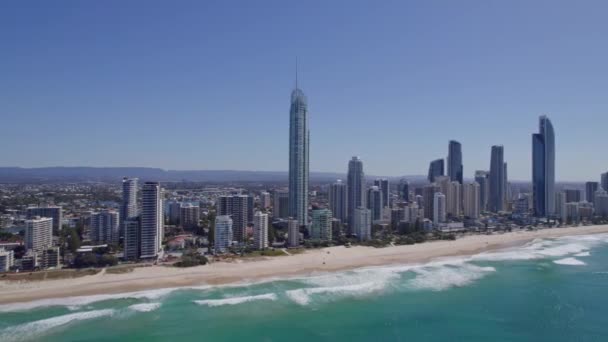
[194,293,278,307]
[553,258,586,266]
[0,309,114,342]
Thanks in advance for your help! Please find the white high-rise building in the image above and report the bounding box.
[287,219,300,247]
[565,202,580,223]
[594,189,608,217]
[214,215,233,253]
[447,181,462,217]
[25,217,53,253]
[120,177,138,231]
[311,209,333,241]
[140,182,163,259]
[329,180,348,223]
[433,192,446,225]
[354,207,372,241]
[90,210,120,245]
[463,182,480,219]
[0,248,14,272]
[253,212,269,250]
[26,205,62,233]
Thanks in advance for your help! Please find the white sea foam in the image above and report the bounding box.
[553,257,586,266]
[286,280,388,306]
[194,293,277,307]
[0,285,211,312]
[574,251,590,257]
[408,264,496,291]
[128,302,161,312]
[0,309,114,342]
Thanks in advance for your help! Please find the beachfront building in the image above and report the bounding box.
[433,192,446,225]
[367,186,384,222]
[272,190,289,219]
[287,219,300,247]
[463,182,481,219]
[217,195,249,242]
[140,182,163,259]
[0,248,14,272]
[594,190,608,217]
[26,205,62,232]
[253,212,269,250]
[354,207,372,241]
[120,177,138,232]
[374,178,390,207]
[123,219,140,260]
[489,145,505,212]
[214,215,233,254]
[311,209,333,241]
[288,81,310,227]
[25,216,53,254]
[475,170,490,211]
[90,210,120,245]
[347,157,365,231]
[329,180,348,223]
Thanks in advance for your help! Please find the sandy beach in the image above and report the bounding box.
[2,224,608,305]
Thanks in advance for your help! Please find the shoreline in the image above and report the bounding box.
[2,224,608,305]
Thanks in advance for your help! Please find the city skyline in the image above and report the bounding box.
[2,2,608,181]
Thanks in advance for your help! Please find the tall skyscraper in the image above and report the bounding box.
[463,182,480,219]
[214,215,233,253]
[288,78,310,227]
[374,178,390,207]
[367,186,384,222]
[532,115,556,217]
[25,217,53,253]
[140,182,163,259]
[26,205,62,233]
[253,211,268,250]
[354,207,372,241]
[311,209,332,241]
[594,189,608,217]
[217,195,248,242]
[260,192,271,209]
[399,179,410,202]
[428,159,445,183]
[586,182,599,203]
[120,177,138,232]
[602,172,608,192]
[447,140,463,184]
[433,192,446,224]
[489,145,505,212]
[329,180,347,223]
[474,170,490,211]
[272,190,289,219]
[90,210,120,245]
[168,201,181,225]
[347,156,365,230]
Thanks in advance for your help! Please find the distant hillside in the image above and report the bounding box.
[0,167,427,184]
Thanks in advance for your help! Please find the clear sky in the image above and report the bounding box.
[1,1,607,181]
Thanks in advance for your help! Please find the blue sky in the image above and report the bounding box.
[1,0,607,181]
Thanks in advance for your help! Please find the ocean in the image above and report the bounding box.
[1,233,608,341]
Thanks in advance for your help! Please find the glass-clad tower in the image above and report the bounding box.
[288,83,309,226]
[532,115,555,217]
[448,140,463,184]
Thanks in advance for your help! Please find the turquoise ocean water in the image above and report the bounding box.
[1,233,608,341]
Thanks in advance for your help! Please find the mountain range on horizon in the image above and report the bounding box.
[0,166,428,184]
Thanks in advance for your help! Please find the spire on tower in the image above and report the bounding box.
[295,57,298,89]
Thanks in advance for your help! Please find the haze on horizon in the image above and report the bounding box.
[1,1,607,182]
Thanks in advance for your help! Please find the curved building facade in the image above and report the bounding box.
[288,87,310,226]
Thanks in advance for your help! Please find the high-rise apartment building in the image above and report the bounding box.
[288,81,310,227]
[489,145,505,212]
[329,180,348,223]
[354,207,372,241]
[428,159,445,183]
[217,195,248,242]
[532,115,555,217]
[374,178,390,207]
[311,209,333,241]
[140,182,163,259]
[25,217,53,254]
[90,210,120,245]
[463,182,481,219]
[448,140,463,184]
[253,211,269,250]
[347,157,365,230]
[26,205,62,232]
[214,215,233,253]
